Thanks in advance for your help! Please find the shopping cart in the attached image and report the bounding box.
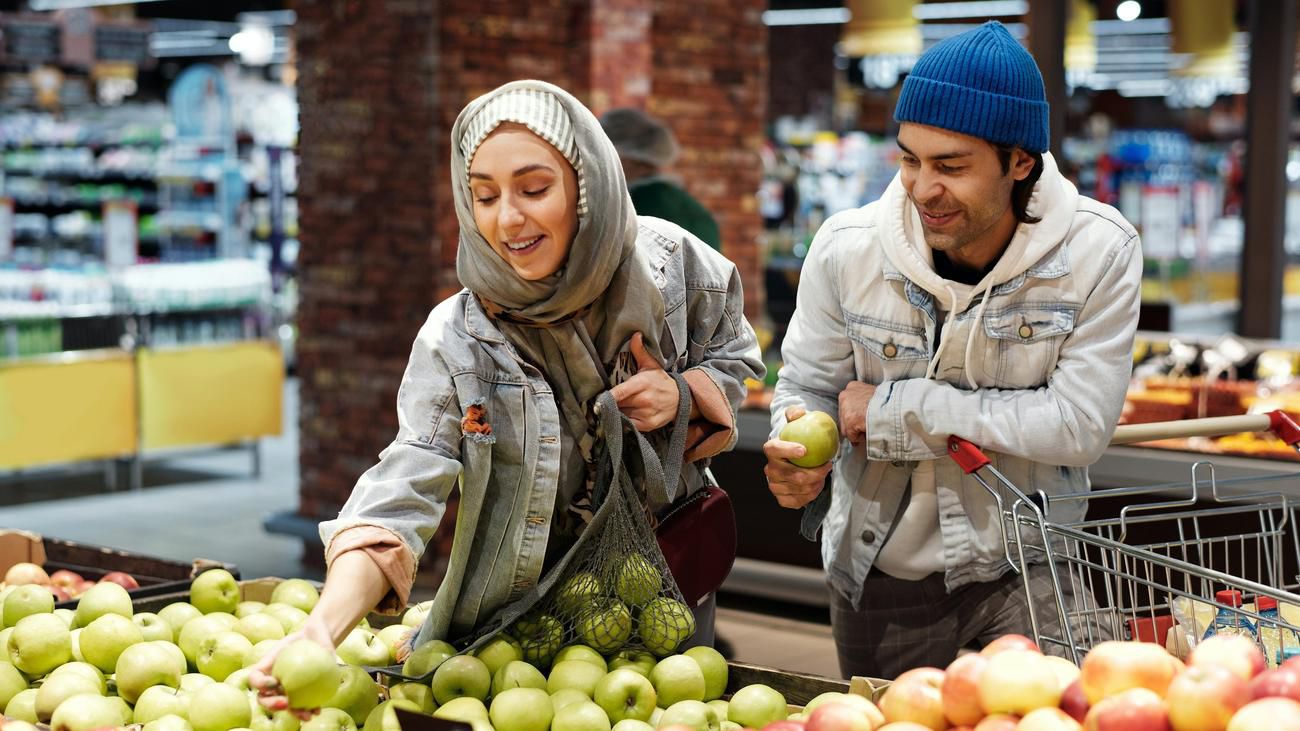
[948,410,1300,665]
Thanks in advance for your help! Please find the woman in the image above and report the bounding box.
[251,80,762,698]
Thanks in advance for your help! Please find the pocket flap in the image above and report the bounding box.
[983,306,1077,342]
[846,315,930,361]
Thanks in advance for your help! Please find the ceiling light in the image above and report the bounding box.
[1116,1,1142,22]
[761,8,851,26]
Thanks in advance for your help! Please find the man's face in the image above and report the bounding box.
[896,123,1032,256]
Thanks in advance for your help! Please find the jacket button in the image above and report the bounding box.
[1018,324,1033,339]
[861,530,876,544]
[882,343,898,358]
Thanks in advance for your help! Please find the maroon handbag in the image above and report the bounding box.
[655,483,737,607]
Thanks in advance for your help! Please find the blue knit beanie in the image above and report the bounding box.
[894,21,1049,153]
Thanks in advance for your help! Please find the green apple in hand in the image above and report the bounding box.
[577,601,633,654]
[330,665,381,725]
[79,612,144,673]
[272,639,343,709]
[336,626,391,666]
[8,613,73,675]
[779,411,839,468]
[388,680,436,715]
[134,612,175,643]
[133,685,191,724]
[555,644,609,672]
[430,654,492,704]
[115,640,185,703]
[493,659,548,695]
[548,659,607,697]
[490,687,554,731]
[726,684,787,729]
[270,579,320,614]
[683,647,728,702]
[49,693,131,731]
[188,682,252,731]
[554,700,613,731]
[190,569,241,615]
[2,585,54,627]
[594,667,658,723]
[474,634,523,676]
[649,655,706,707]
[638,598,695,657]
[402,639,456,678]
[73,582,133,627]
[197,630,254,681]
[658,700,719,731]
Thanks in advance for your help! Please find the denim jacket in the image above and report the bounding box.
[320,217,763,640]
[771,154,1143,608]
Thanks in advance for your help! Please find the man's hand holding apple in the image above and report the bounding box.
[763,406,835,509]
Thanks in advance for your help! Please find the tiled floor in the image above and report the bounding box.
[0,379,841,679]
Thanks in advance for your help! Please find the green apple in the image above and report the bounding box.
[554,699,613,731]
[364,699,423,731]
[330,665,381,725]
[658,700,718,731]
[0,629,12,655]
[555,572,604,616]
[225,666,254,691]
[433,696,489,722]
[179,615,234,669]
[0,660,26,705]
[188,681,252,731]
[800,692,845,715]
[649,709,662,726]
[489,687,554,731]
[401,639,456,678]
[180,672,216,692]
[190,569,241,615]
[2,585,54,627]
[7,612,72,675]
[79,612,144,672]
[719,721,742,731]
[474,633,523,677]
[115,640,185,704]
[247,638,279,666]
[236,600,267,618]
[706,700,728,722]
[336,626,391,667]
[726,684,786,728]
[198,630,255,681]
[235,613,286,645]
[548,659,606,697]
[615,555,663,608]
[388,681,435,715]
[270,579,320,614]
[69,627,85,661]
[638,598,695,657]
[517,614,565,669]
[52,608,76,627]
[555,645,609,672]
[48,692,131,730]
[779,411,839,468]
[134,612,176,642]
[401,600,433,628]
[35,673,102,724]
[552,688,591,712]
[251,708,302,731]
[47,661,106,694]
[153,638,190,671]
[301,706,358,731]
[158,602,204,640]
[376,625,413,661]
[206,611,239,629]
[144,714,195,731]
[577,601,632,654]
[273,640,342,709]
[134,685,191,724]
[649,655,705,707]
[72,581,133,627]
[5,687,39,723]
[595,667,658,723]
[683,647,727,702]
[610,650,657,677]
[430,654,491,704]
[613,719,656,731]
[263,603,311,634]
[493,659,548,695]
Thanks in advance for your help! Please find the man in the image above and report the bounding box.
[764,21,1140,678]
[600,107,723,251]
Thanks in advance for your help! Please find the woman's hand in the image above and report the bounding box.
[248,614,337,720]
[612,332,681,432]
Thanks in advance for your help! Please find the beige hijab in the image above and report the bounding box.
[450,80,667,469]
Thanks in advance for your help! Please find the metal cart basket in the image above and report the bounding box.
[948,410,1300,665]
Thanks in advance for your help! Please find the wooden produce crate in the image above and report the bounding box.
[726,661,889,706]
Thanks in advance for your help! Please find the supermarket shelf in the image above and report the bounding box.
[0,301,265,322]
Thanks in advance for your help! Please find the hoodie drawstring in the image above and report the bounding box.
[924,284,960,380]
[924,282,992,391]
[963,285,995,390]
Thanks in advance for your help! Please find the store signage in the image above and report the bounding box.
[1,16,61,64]
[95,24,150,64]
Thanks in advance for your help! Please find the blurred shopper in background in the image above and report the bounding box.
[252,80,762,703]
[601,107,723,252]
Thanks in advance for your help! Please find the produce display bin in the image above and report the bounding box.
[130,575,320,614]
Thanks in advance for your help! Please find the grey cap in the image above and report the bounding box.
[599,107,680,167]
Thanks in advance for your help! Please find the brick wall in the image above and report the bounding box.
[294,1,766,570]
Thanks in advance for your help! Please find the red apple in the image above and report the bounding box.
[1018,708,1083,731]
[974,715,1021,730]
[805,703,880,731]
[942,653,989,726]
[1166,664,1250,731]
[4,562,49,585]
[1190,635,1267,681]
[1060,680,1091,723]
[982,635,1041,656]
[1080,641,1180,704]
[1225,697,1300,731]
[1083,688,1171,731]
[1250,667,1300,702]
[761,721,807,731]
[48,585,71,603]
[98,571,140,590]
[48,569,84,591]
[70,580,96,598]
[979,650,1063,716]
[880,668,947,731]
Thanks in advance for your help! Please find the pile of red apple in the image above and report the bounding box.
[3,561,140,603]
[869,632,1300,731]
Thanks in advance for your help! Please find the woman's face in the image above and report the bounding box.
[469,124,580,281]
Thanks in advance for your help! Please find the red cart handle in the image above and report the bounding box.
[1268,410,1300,447]
[948,435,991,474]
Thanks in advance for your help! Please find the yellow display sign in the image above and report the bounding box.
[138,341,283,450]
[0,351,137,469]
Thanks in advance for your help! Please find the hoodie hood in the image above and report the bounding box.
[878,151,1078,312]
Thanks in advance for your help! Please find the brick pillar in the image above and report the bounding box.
[588,0,653,113]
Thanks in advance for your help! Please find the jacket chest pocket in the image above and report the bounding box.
[981,305,1077,388]
[845,315,931,384]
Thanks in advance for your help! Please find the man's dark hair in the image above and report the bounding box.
[994,144,1043,225]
